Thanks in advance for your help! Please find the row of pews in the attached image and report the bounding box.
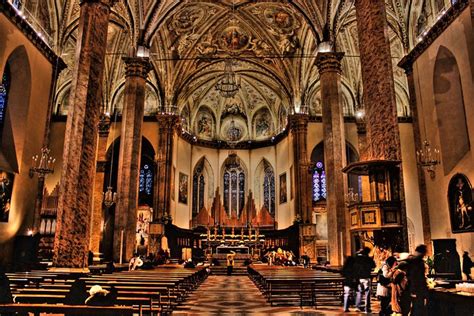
[248,264,344,308]
[1,265,208,315]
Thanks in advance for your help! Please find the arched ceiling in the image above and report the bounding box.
[20,0,453,141]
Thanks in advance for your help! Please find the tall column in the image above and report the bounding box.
[316,52,347,266]
[89,113,111,261]
[52,0,115,269]
[289,114,312,223]
[354,0,401,161]
[114,57,151,263]
[403,65,432,254]
[154,113,178,222]
[354,0,408,248]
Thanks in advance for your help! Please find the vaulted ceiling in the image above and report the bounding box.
[20,0,450,141]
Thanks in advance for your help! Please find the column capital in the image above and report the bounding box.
[288,113,309,132]
[80,0,118,7]
[123,57,152,79]
[315,52,344,74]
[156,112,180,130]
[98,113,111,137]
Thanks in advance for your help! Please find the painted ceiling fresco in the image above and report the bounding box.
[19,0,450,141]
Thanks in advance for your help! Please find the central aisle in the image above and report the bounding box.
[173,275,369,315]
[174,275,272,314]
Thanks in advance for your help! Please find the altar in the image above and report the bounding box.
[216,245,249,254]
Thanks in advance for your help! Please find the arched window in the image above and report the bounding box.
[139,164,153,195]
[0,64,10,139]
[434,46,470,174]
[310,141,359,203]
[263,165,276,215]
[313,161,326,202]
[222,154,246,217]
[138,138,155,207]
[192,168,206,217]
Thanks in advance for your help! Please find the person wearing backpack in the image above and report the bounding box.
[376,256,397,315]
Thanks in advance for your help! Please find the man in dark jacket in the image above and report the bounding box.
[406,244,428,316]
[342,255,357,312]
[353,247,375,313]
[462,251,473,280]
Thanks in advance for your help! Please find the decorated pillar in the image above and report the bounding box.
[53,0,116,269]
[354,0,401,161]
[89,113,111,262]
[316,52,347,265]
[289,113,312,223]
[154,113,179,222]
[352,0,408,250]
[114,57,151,263]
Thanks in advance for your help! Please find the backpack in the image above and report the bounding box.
[377,266,391,286]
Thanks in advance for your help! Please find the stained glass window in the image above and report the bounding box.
[138,163,154,206]
[313,161,326,202]
[192,164,207,218]
[263,166,275,216]
[0,64,10,138]
[223,168,245,217]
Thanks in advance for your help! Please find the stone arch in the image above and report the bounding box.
[0,45,32,173]
[433,46,469,174]
[253,159,276,216]
[191,156,215,218]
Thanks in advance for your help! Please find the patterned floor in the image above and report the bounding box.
[173,275,379,315]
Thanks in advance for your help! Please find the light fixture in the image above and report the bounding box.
[103,111,118,208]
[414,64,440,179]
[103,186,117,208]
[215,59,241,98]
[29,147,55,179]
[416,140,440,179]
[317,41,334,53]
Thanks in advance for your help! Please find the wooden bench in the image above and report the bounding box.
[0,303,134,315]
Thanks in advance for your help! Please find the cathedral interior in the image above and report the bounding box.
[0,0,473,314]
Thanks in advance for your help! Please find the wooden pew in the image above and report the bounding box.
[0,303,134,315]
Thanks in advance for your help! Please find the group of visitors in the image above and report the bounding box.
[263,248,298,266]
[342,244,431,315]
[128,248,170,271]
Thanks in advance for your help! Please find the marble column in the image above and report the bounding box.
[354,0,408,248]
[114,57,151,263]
[403,65,432,254]
[89,113,111,261]
[316,52,347,266]
[354,0,401,161]
[289,114,312,223]
[52,0,115,269]
[154,113,179,222]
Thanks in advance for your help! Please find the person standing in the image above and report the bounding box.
[353,247,376,313]
[391,261,411,316]
[342,255,357,312]
[462,251,473,280]
[406,245,429,316]
[227,251,236,276]
[376,256,397,315]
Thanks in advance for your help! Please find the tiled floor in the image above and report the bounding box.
[173,275,379,315]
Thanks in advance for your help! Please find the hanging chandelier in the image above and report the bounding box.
[103,186,117,208]
[215,59,241,98]
[29,147,55,179]
[416,140,440,178]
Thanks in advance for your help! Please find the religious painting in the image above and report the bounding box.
[220,26,250,51]
[196,110,213,139]
[136,207,152,251]
[448,174,474,233]
[362,210,377,225]
[384,210,398,224]
[178,172,188,205]
[0,170,13,222]
[279,172,287,204]
[254,109,272,138]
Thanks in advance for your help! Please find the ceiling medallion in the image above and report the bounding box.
[215,59,241,98]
